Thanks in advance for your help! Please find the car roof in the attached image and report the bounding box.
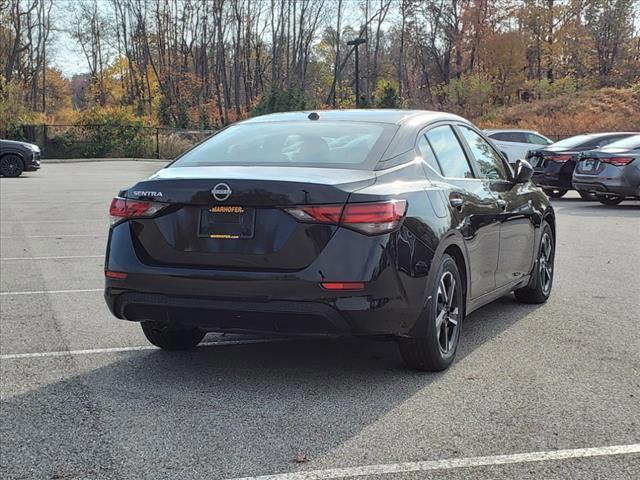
[572,132,639,138]
[240,109,468,126]
[484,129,541,134]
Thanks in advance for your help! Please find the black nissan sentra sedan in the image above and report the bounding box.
[105,110,556,371]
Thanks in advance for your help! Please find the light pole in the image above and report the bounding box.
[347,38,366,108]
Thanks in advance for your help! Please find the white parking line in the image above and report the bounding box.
[226,444,640,480]
[0,338,292,360]
[1,255,102,261]
[0,234,101,239]
[0,288,102,296]
[0,220,105,224]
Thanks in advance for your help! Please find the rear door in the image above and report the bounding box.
[422,124,502,299]
[457,125,536,287]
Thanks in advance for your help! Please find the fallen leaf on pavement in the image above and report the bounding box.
[294,453,309,464]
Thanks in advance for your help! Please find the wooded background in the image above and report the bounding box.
[1,0,639,135]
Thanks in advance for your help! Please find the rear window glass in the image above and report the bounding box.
[426,126,474,179]
[490,132,526,143]
[171,121,395,169]
[551,135,593,148]
[601,135,640,151]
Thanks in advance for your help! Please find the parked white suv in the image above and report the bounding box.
[485,129,553,163]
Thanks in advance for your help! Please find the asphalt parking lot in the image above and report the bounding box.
[1,161,639,480]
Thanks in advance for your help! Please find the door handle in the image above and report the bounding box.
[497,199,507,210]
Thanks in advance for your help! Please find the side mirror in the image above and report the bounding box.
[513,159,533,184]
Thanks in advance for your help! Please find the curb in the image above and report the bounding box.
[41,158,170,164]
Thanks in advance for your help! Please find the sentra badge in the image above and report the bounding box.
[133,190,163,197]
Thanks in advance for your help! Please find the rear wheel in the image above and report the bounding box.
[0,155,24,177]
[514,222,554,304]
[578,191,597,201]
[398,254,463,371]
[597,195,623,206]
[543,188,567,199]
[141,321,206,350]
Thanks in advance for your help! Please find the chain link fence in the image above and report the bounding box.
[1,124,215,160]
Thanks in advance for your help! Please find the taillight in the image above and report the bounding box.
[105,270,128,279]
[284,200,407,235]
[601,157,635,166]
[548,155,573,163]
[109,197,167,225]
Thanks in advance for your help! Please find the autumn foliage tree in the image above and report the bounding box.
[1,0,639,132]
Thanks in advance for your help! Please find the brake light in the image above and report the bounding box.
[105,270,128,279]
[548,155,573,163]
[284,200,407,235]
[284,204,342,223]
[601,157,634,166]
[109,197,167,225]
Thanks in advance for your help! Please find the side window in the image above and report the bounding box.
[489,132,510,141]
[425,126,474,179]
[417,135,442,175]
[512,132,530,143]
[459,126,509,180]
[491,132,523,143]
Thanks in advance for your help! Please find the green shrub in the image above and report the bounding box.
[77,106,149,157]
[432,74,493,118]
[252,86,307,116]
[373,79,401,108]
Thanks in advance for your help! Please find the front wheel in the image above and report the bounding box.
[141,321,206,350]
[543,188,568,199]
[398,254,464,371]
[514,222,554,304]
[597,195,623,206]
[0,155,24,177]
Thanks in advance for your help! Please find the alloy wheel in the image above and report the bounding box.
[435,271,460,355]
[538,232,554,294]
[1,157,20,176]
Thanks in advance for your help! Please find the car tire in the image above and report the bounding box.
[398,254,464,371]
[578,191,597,201]
[597,195,624,206]
[141,321,206,350]
[514,222,554,304]
[543,188,568,199]
[0,154,24,177]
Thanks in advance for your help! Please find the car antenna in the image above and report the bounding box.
[308,112,320,121]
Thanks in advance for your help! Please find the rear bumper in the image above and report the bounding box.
[531,160,575,190]
[573,167,640,198]
[104,221,428,337]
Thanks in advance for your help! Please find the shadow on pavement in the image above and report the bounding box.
[1,296,540,480]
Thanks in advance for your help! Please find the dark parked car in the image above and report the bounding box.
[0,139,41,177]
[526,132,637,199]
[573,135,640,205]
[104,110,556,371]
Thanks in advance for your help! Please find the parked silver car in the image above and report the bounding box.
[484,129,553,163]
[572,135,640,205]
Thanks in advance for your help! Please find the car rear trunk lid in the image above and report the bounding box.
[125,166,376,271]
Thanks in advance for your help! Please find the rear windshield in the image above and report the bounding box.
[551,135,594,148]
[601,134,640,151]
[171,121,396,169]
